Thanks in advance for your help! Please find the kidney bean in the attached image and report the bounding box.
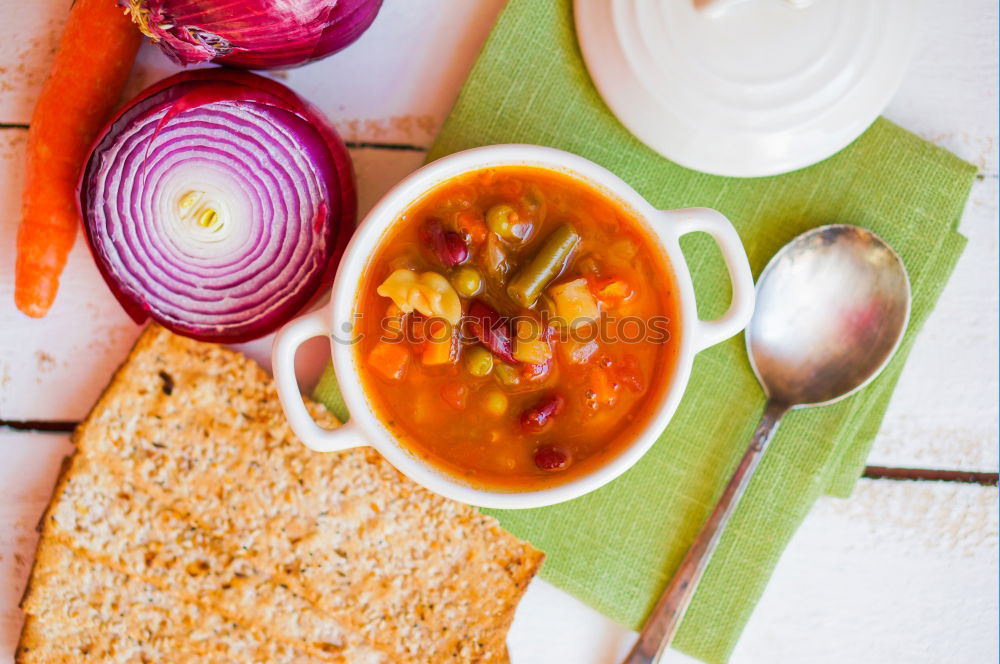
[442,231,468,264]
[533,444,570,471]
[422,218,468,267]
[520,394,565,432]
[467,299,518,364]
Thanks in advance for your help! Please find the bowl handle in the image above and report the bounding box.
[272,307,366,453]
[655,207,755,352]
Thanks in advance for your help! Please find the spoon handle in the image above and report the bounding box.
[622,400,790,664]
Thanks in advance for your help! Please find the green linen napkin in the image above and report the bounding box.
[314,0,977,661]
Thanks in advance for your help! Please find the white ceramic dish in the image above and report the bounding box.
[272,144,754,508]
[575,0,922,177]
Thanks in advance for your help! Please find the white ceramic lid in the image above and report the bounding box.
[575,0,922,177]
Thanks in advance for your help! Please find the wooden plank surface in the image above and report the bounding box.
[0,0,508,145]
[0,1,997,663]
[0,432,74,654]
[850,0,999,472]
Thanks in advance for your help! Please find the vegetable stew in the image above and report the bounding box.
[355,166,680,490]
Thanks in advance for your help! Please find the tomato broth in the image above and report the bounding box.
[355,166,680,490]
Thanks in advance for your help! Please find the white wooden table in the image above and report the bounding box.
[1,2,997,662]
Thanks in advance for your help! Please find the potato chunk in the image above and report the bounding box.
[549,278,599,328]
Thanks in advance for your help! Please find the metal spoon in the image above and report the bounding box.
[624,224,911,663]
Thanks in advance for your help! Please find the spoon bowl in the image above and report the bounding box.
[748,225,911,407]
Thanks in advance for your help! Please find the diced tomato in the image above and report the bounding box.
[456,210,488,246]
[520,358,552,382]
[439,383,468,411]
[586,367,620,409]
[613,354,644,393]
[369,342,410,382]
[500,178,524,198]
[599,279,632,302]
[587,275,633,305]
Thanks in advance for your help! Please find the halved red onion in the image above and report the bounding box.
[121,0,383,69]
[79,69,355,342]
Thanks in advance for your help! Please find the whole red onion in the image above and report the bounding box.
[121,0,383,69]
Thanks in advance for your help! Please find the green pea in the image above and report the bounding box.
[486,204,519,241]
[464,346,494,377]
[451,267,482,297]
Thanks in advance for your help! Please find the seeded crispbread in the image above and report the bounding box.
[18,540,325,664]
[40,454,378,662]
[19,324,542,662]
[73,324,542,661]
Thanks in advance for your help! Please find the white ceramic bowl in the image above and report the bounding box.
[272,145,754,508]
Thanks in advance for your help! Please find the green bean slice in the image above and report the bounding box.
[506,223,581,308]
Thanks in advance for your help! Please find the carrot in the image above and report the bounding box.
[14,0,141,318]
[588,368,620,409]
[422,320,458,366]
[368,342,410,381]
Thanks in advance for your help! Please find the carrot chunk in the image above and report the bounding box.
[422,320,458,366]
[369,342,410,381]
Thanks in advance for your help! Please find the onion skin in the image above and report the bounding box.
[122,0,383,69]
[79,69,355,342]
